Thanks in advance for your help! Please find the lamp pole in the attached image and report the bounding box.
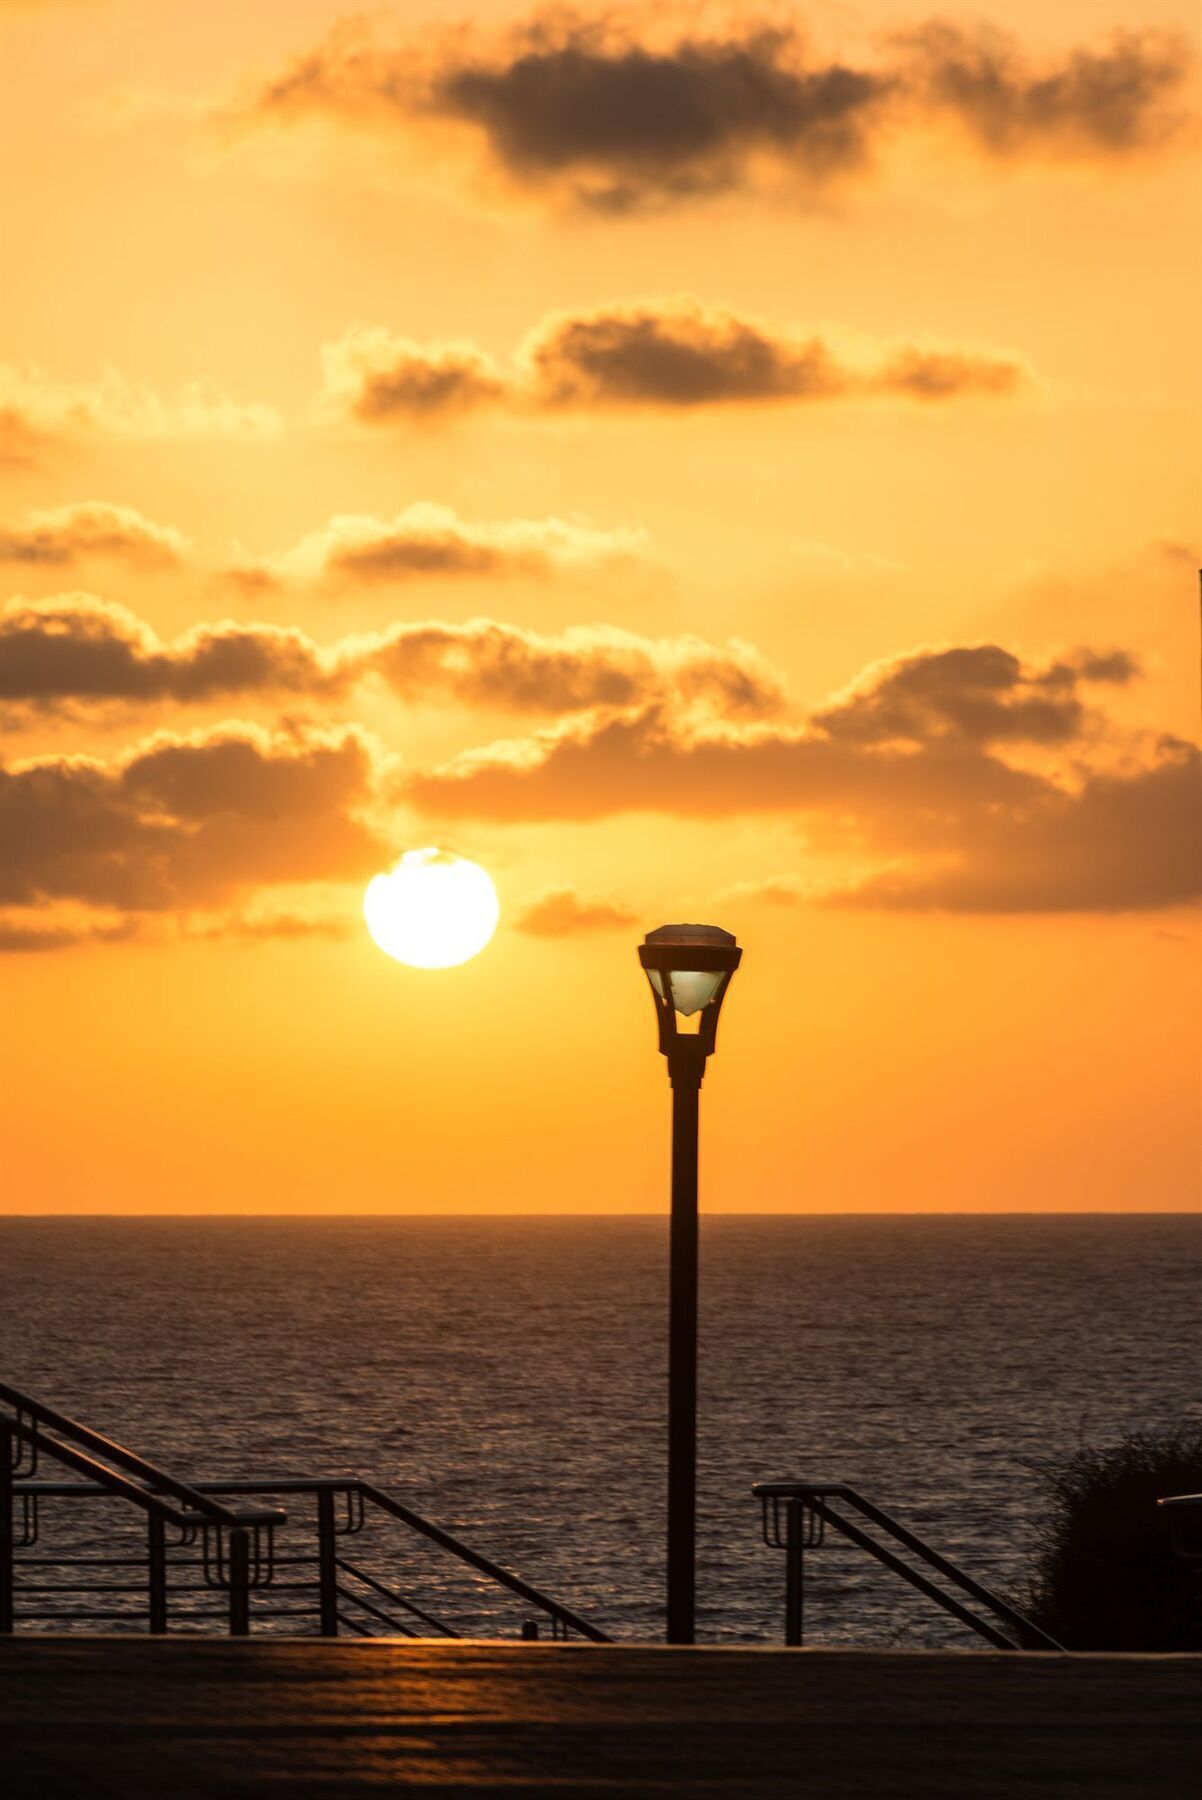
[667,1038,702,1645]
[639,924,742,1646]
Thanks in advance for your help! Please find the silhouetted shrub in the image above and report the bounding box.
[1024,1429,1202,1651]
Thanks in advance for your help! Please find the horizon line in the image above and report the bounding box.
[1,1211,1198,1221]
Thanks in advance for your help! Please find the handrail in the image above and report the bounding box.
[0,1381,279,1531]
[336,1556,459,1637]
[754,1480,1062,1651]
[354,1482,609,1642]
[3,1421,192,1529]
[11,1473,611,1643]
[1158,1491,1202,1561]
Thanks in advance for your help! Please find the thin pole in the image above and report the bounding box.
[0,1420,13,1635]
[147,1513,167,1635]
[667,1051,702,1645]
[317,1488,338,1636]
[784,1502,805,1647]
[228,1528,251,1637]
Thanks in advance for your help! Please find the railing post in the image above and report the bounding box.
[148,1514,167,1635]
[228,1528,250,1637]
[784,1501,804,1647]
[0,1419,14,1634]
[317,1489,339,1637]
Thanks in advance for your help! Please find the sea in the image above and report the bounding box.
[2,1215,1199,1646]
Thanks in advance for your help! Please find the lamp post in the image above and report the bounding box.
[639,923,742,1645]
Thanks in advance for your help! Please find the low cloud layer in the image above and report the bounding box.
[323,303,1026,420]
[0,595,783,721]
[232,503,647,586]
[0,723,387,922]
[513,884,636,935]
[0,362,279,452]
[0,502,188,569]
[250,13,1192,211]
[407,642,1201,913]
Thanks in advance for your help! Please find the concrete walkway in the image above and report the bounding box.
[2,1639,1198,1798]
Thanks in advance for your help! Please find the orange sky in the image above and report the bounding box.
[1,0,1199,1214]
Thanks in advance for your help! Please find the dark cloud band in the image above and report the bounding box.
[407,642,1201,913]
[251,13,1192,211]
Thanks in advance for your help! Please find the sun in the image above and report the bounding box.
[364,848,500,969]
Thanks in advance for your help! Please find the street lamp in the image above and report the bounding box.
[639,923,742,1645]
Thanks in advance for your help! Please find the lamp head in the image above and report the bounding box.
[639,923,742,1066]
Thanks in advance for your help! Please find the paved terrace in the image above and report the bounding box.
[3,1640,1198,1798]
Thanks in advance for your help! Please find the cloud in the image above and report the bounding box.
[360,618,782,717]
[1152,538,1201,571]
[896,22,1190,158]
[189,908,354,943]
[247,13,1193,211]
[254,14,889,211]
[0,502,188,569]
[321,303,1027,419]
[407,700,1045,824]
[0,595,782,720]
[233,503,649,585]
[812,643,1139,747]
[0,362,280,447]
[427,18,889,209]
[406,643,1201,913]
[0,722,387,917]
[513,884,637,935]
[869,346,1024,400]
[526,301,1024,406]
[0,596,336,711]
[834,745,1201,912]
[713,875,811,909]
[321,327,507,421]
[522,301,846,405]
[0,915,139,954]
[0,407,48,469]
[0,899,354,956]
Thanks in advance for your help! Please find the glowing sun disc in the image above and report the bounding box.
[365,848,499,969]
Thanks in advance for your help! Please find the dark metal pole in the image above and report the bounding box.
[0,1420,13,1635]
[784,1502,804,1647]
[228,1528,250,1637]
[667,1048,703,1645]
[317,1488,339,1637]
[148,1513,167,1635]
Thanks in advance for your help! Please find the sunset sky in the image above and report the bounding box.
[2,0,1199,1214]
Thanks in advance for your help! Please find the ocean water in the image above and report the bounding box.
[2,1215,1200,1645]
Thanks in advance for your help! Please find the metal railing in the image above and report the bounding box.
[1158,1491,1202,1562]
[0,1381,282,1635]
[2,1383,608,1642]
[753,1480,1062,1651]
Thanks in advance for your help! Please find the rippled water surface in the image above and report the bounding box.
[3,1216,1199,1644]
